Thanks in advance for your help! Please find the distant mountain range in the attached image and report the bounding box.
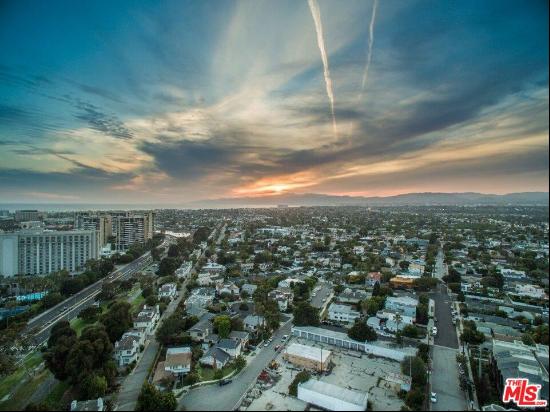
[188,192,549,208]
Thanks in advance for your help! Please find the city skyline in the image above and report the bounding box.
[1,0,548,204]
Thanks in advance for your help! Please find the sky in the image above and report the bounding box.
[0,0,548,205]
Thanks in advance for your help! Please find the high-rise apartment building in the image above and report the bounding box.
[15,209,40,222]
[75,214,113,247]
[74,211,154,252]
[113,211,154,251]
[0,229,99,277]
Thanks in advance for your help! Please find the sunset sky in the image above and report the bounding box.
[0,0,548,204]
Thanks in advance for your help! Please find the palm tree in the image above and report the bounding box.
[395,313,403,334]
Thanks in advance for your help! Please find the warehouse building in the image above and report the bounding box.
[283,343,332,372]
[297,379,368,411]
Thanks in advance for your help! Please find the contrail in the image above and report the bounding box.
[308,0,337,138]
[349,0,378,137]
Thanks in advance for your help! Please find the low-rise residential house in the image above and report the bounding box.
[328,303,361,324]
[367,317,382,330]
[134,305,160,335]
[114,334,140,367]
[241,263,254,274]
[199,346,232,369]
[366,272,382,287]
[159,283,178,300]
[385,296,418,321]
[353,246,365,255]
[338,288,368,304]
[216,282,240,297]
[202,262,226,275]
[513,284,546,299]
[409,259,425,274]
[268,287,294,311]
[490,339,549,403]
[217,338,242,358]
[278,277,304,288]
[240,283,257,296]
[229,330,250,348]
[175,261,192,279]
[164,347,192,375]
[244,314,266,332]
[500,268,527,280]
[197,272,223,286]
[189,313,216,342]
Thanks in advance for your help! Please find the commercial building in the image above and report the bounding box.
[283,343,332,372]
[297,379,368,411]
[0,229,99,277]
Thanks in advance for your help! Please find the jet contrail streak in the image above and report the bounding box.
[308,0,337,138]
[349,0,378,138]
[360,0,378,93]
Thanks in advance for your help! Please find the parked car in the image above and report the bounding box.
[432,327,438,336]
[219,379,232,386]
[431,392,437,403]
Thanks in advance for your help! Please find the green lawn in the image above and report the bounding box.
[0,352,43,401]
[42,380,70,410]
[198,364,236,382]
[0,369,51,411]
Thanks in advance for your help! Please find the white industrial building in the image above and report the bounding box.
[297,380,368,411]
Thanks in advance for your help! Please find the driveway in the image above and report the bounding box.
[179,319,293,411]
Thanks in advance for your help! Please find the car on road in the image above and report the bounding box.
[430,392,437,403]
[282,334,289,341]
[218,379,232,386]
[432,326,438,336]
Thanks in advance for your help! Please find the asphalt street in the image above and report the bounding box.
[179,318,293,411]
[310,282,332,309]
[431,345,468,411]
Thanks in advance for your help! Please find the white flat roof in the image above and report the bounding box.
[299,379,368,406]
[285,343,331,362]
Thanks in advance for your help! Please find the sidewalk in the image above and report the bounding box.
[454,301,479,411]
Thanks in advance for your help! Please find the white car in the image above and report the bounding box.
[431,392,437,403]
[432,327,438,336]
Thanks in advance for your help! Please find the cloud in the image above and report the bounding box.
[74,101,133,140]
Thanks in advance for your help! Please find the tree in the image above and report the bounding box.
[136,382,177,411]
[401,356,427,387]
[101,301,133,343]
[157,257,180,277]
[401,325,419,339]
[80,374,107,400]
[405,388,425,410]
[213,315,232,339]
[348,321,377,342]
[292,302,319,326]
[65,325,113,386]
[78,306,101,323]
[156,314,187,346]
[288,371,310,396]
[42,292,63,309]
[417,343,429,363]
[235,355,246,371]
[44,321,77,381]
[372,282,381,296]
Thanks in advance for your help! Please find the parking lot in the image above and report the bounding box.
[244,335,405,411]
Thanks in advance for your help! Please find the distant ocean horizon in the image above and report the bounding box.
[0,202,279,211]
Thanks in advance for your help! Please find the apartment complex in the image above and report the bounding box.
[76,211,154,251]
[113,212,154,251]
[0,229,100,277]
[14,209,40,222]
[75,214,113,247]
